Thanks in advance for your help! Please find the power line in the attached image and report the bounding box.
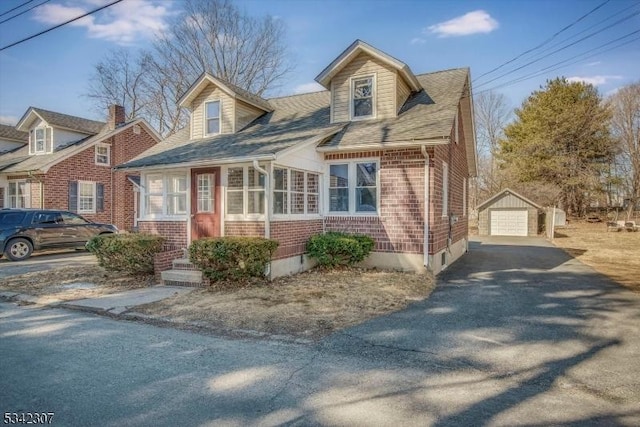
[0,0,124,52]
[0,0,51,26]
[476,32,640,95]
[473,0,611,82]
[0,0,35,18]
[474,11,640,89]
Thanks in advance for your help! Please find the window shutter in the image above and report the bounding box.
[68,181,78,212]
[96,183,104,212]
[45,127,53,153]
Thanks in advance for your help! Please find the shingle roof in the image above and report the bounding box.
[0,124,28,142]
[118,68,469,169]
[0,119,146,173]
[23,107,105,134]
[119,91,342,169]
[318,68,468,150]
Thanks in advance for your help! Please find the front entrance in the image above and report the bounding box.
[190,167,221,240]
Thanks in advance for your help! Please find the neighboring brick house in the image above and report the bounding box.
[117,40,477,279]
[0,105,161,230]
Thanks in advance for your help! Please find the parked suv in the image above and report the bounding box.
[0,209,118,261]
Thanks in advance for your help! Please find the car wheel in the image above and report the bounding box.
[5,238,33,261]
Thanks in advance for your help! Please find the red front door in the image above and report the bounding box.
[190,167,221,240]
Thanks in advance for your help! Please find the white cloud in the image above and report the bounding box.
[0,115,19,125]
[410,37,426,45]
[32,0,172,45]
[585,61,601,67]
[293,82,324,94]
[566,75,623,86]
[427,10,498,37]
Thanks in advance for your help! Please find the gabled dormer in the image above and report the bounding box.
[315,40,422,123]
[178,73,273,140]
[16,107,105,155]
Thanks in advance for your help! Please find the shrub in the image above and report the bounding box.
[86,233,165,274]
[306,232,375,268]
[189,237,279,283]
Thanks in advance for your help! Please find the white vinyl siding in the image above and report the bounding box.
[396,76,411,113]
[331,52,397,123]
[235,100,264,131]
[190,83,234,138]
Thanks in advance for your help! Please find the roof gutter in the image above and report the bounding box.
[316,136,450,153]
[115,154,277,172]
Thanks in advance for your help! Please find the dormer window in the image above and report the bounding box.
[205,100,221,135]
[351,76,375,120]
[29,126,52,154]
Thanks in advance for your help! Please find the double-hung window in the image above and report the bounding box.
[95,144,110,165]
[273,167,320,216]
[143,173,187,217]
[8,181,29,208]
[351,76,374,119]
[78,181,96,213]
[205,101,221,135]
[328,160,378,214]
[226,166,265,217]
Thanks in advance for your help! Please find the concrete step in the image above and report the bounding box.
[172,258,198,270]
[161,269,203,286]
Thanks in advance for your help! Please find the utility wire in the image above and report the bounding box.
[474,11,640,89]
[0,0,51,26]
[0,0,35,18]
[0,0,124,52]
[475,33,640,95]
[473,0,611,82]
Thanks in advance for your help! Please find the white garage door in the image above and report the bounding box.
[490,210,528,236]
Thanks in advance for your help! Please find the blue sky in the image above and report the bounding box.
[0,0,638,125]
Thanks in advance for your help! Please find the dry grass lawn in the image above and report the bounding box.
[135,268,435,339]
[552,221,640,292]
[0,266,154,302]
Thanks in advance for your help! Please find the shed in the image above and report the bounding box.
[477,188,542,237]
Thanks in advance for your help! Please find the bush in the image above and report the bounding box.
[86,233,165,274]
[306,232,375,268]
[189,237,279,283]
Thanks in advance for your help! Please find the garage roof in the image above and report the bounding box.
[477,188,542,210]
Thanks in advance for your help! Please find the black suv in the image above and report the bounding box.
[0,209,118,261]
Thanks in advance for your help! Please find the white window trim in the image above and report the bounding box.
[442,161,449,217]
[7,180,30,208]
[30,126,52,155]
[325,158,380,216]
[349,74,377,121]
[271,165,322,220]
[78,180,97,214]
[95,143,111,166]
[140,170,189,220]
[204,99,222,137]
[224,164,267,221]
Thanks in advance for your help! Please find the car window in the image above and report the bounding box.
[0,212,26,225]
[60,212,90,225]
[32,212,63,225]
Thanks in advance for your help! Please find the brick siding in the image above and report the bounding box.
[271,219,323,259]
[153,249,184,282]
[138,221,188,250]
[225,221,265,237]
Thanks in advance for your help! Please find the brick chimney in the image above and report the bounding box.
[108,105,126,130]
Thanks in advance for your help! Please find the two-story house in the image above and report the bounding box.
[117,40,477,280]
[0,105,161,230]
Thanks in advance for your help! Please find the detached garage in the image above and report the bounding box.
[477,188,542,237]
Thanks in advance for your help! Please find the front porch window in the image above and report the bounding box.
[8,181,29,208]
[143,172,188,217]
[273,166,320,217]
[225,165,265,218]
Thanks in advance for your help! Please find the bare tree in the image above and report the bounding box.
[86,48,151,121]
[86,0,292,135]
[609,82,640,218]
[472,90,511,206]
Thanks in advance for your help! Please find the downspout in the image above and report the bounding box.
[421,145,430,270]
[252,160,270,239]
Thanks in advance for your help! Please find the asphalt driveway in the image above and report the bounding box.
[326,236,640,424]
